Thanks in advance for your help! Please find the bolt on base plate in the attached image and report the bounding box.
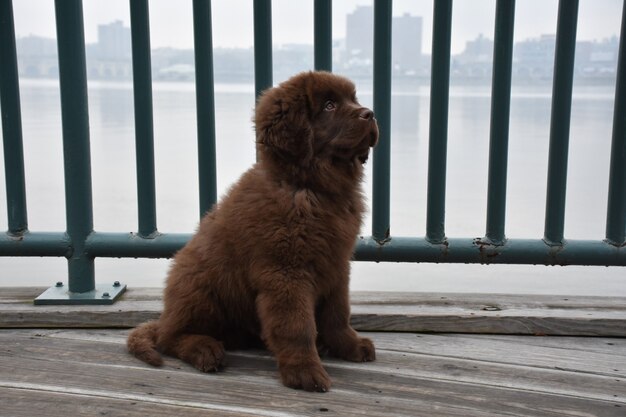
[34,282,127,305]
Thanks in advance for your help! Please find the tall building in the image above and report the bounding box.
[392,13,423,73]
[346,6,374,61]
[97,20,131,59]
[345,7,423,74]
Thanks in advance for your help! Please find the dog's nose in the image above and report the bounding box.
[359,108,374,120]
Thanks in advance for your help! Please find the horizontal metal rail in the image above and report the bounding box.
[0,0,624,304]
[0,232,71,257]
[2,231,624,267]
[356,237,626,266]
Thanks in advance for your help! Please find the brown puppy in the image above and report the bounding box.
[128,71,378,392]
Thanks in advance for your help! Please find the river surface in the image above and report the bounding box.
[0,78,623,295]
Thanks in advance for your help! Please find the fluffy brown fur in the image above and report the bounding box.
[127,71,378,392]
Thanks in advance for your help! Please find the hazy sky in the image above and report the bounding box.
[12,0,624,54]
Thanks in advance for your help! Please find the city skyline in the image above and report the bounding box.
[15,15,620,84]
[11,0,623,54]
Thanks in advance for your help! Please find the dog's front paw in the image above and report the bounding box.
[340,337,376,362]
[279,362,331,392]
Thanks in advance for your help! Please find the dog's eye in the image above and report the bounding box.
[323,100,336,111]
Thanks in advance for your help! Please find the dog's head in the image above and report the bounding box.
[254,71,379,168]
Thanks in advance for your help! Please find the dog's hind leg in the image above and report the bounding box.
[156,288,227,372]
[159,333,225,372]
[127,320,163,366]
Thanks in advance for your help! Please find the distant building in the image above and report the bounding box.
[273,44,314,81]
[16,35,58,78]
[575,36,619,78]
[459,34,493,63]
[96,20,131,59]
[14,19,618,84]
[513,34,556,79]
[87,21,132,79]
[344,6,423,75]
[392,13,423,74]
[345,5,374,73]
[453,34,494,78]
[16,35,57,57]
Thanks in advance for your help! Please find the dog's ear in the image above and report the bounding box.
[254,79,314,164]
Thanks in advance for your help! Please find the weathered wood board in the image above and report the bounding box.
[1,287,625,336]
[0,329,625,416]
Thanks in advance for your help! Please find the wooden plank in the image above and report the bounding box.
[51,330,626,402]
[350,292,626,336]
[429,333,626,356]
[369,332,626,378]
[351,291,626,309]
[0,388,248,417]
[41,329,626,377]
[1,288,625,336]
[0,330,624,416]
[4,288,626,309]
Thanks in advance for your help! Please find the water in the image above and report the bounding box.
[1,78,624,296]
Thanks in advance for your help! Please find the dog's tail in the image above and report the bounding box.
[127,320,163,366]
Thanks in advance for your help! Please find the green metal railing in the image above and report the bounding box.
[0,0,624,305]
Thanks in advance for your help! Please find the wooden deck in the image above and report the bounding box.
[0,288,625,416]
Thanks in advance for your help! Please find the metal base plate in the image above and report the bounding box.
[34,282,127,305]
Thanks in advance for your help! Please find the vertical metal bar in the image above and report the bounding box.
[193,0,218,216]
[543,0,578,246]
[130,0,158,237]
[606,1,626,246]
[0,0,28,235]
[254,0,273,98]
[55,0,95,293]
[426,0,453,244]
[372,0,392,242]
[314,0,332,71]
[485,0,515,245]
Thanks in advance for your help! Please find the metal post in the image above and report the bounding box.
[130,0,158,238]
[485,0,515,245]
[426,0,453,244]
[606,1,626,247]
[193,0,218,217]
[372,0,392,243]
[543,0,579,245]
[55,0,95,293]
[254,0,273,98]
[314,0,332,72]
[0,0,28,235]
[35,0,126,304]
